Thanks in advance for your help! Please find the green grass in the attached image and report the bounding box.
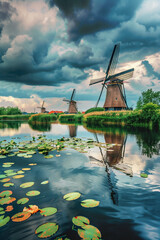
[0,114,30,121]
[28,113,57,124]
[59,114,83,124]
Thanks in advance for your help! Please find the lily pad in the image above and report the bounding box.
[12,175,24,179]
[4,170,14,174]
[63,192,81,201]
[0,197,16,205]
[17,170,25,174]
[140,173,148,178]
[22,168,31,171]
[27,150,36,155]
[0,178,10,183]
[41,181,49,185]
[11,212,31,222]
[2,164,12,168]
[0,175,6,179]
[24,155,33,158]
[26,190,40,196]
[6,172,17,177]
[0,190,12,198]
[3,162,14,165]
[0,155,6,159]
[0,207,5,215]
[17,198,29,205]
[35,222,59,238]
[78,224,101,240]
[28,163,37,166]
[0,215,10,227]
[44,155,54,159]
[3,182,14,187]
[72,216,90,227]
[5,205,13,212]
[81,199,100,208]
[40,207,57,216]
[20,182,34,188]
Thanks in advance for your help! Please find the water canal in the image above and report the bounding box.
[0,122,160,240]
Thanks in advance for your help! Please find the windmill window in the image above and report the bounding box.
[115,98,117,100]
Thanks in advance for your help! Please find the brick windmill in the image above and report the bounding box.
[89,44,134,110]
[63,89,78,114]
[37,101,46,113]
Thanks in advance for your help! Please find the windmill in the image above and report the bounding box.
[37,101,46,113]
[89,43,134,110]
[63,89,78,114]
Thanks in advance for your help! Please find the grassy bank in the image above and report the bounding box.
[28,113,57,124]
[0,114,30,121]
[83,104,160,129]
[59,114,83,124]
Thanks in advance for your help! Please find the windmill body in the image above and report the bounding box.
[89,44,134,111]
[37,101,46,113]
[63,89,78,114]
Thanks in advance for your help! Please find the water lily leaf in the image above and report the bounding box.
[11,212,31,222]
[22,168,31,171]
[12,175,24,179]
[140,173,148,178]
[72,216,90,227]
[5,205,13,212]
[40,207,57,216]
[17,198,29,205]
[0,175,6,179]
[63,192,81,201]
[78,225,101,240]
[81,199,100,208]
[20,182,34,188]
[2,164,12,168]
[0,178,10,183]
[0,190,12,198]
[23,205,40,214]
[0,155,6,159]
[44,155,54,159]
[27,150,36,155]
[8,153,15,157]
[0,215,10,227]
[0,197,16,205]
[3,162,14,165]
[28,163,37,166]
[26,190,40,196]
[17,153,27,157]
[0,210,5,215]
[6,172,17,177]
[17,170,25,174]
[41,181,49,185]
[35,222,59,238]
[3,182,14,187]
[4,170,14,174]
[24,155,32,158]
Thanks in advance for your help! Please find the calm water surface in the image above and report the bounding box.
[0,122,160,240]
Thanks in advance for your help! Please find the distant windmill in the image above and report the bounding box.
[37,101,46,113]
[89,43,134,110]
[63,89,78,114]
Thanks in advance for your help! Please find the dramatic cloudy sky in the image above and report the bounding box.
[0,0,160,112]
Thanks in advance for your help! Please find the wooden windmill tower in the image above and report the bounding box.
[37,101,46,113]
[89,44,134,110]
[63,89,78,114]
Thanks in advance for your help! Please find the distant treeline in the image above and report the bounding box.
[0,107,22,115]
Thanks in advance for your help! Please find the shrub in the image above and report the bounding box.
[85,107,105,114]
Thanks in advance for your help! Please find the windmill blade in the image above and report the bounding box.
[89,77,105,86]
[41,101,45,108]
[106,43,120,77]
[110,68,134,82]
[95,83,105,107]
[70,89,76,101]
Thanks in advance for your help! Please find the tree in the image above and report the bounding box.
[136,89,160,109]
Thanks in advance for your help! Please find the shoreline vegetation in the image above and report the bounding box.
[0,103,160,129]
